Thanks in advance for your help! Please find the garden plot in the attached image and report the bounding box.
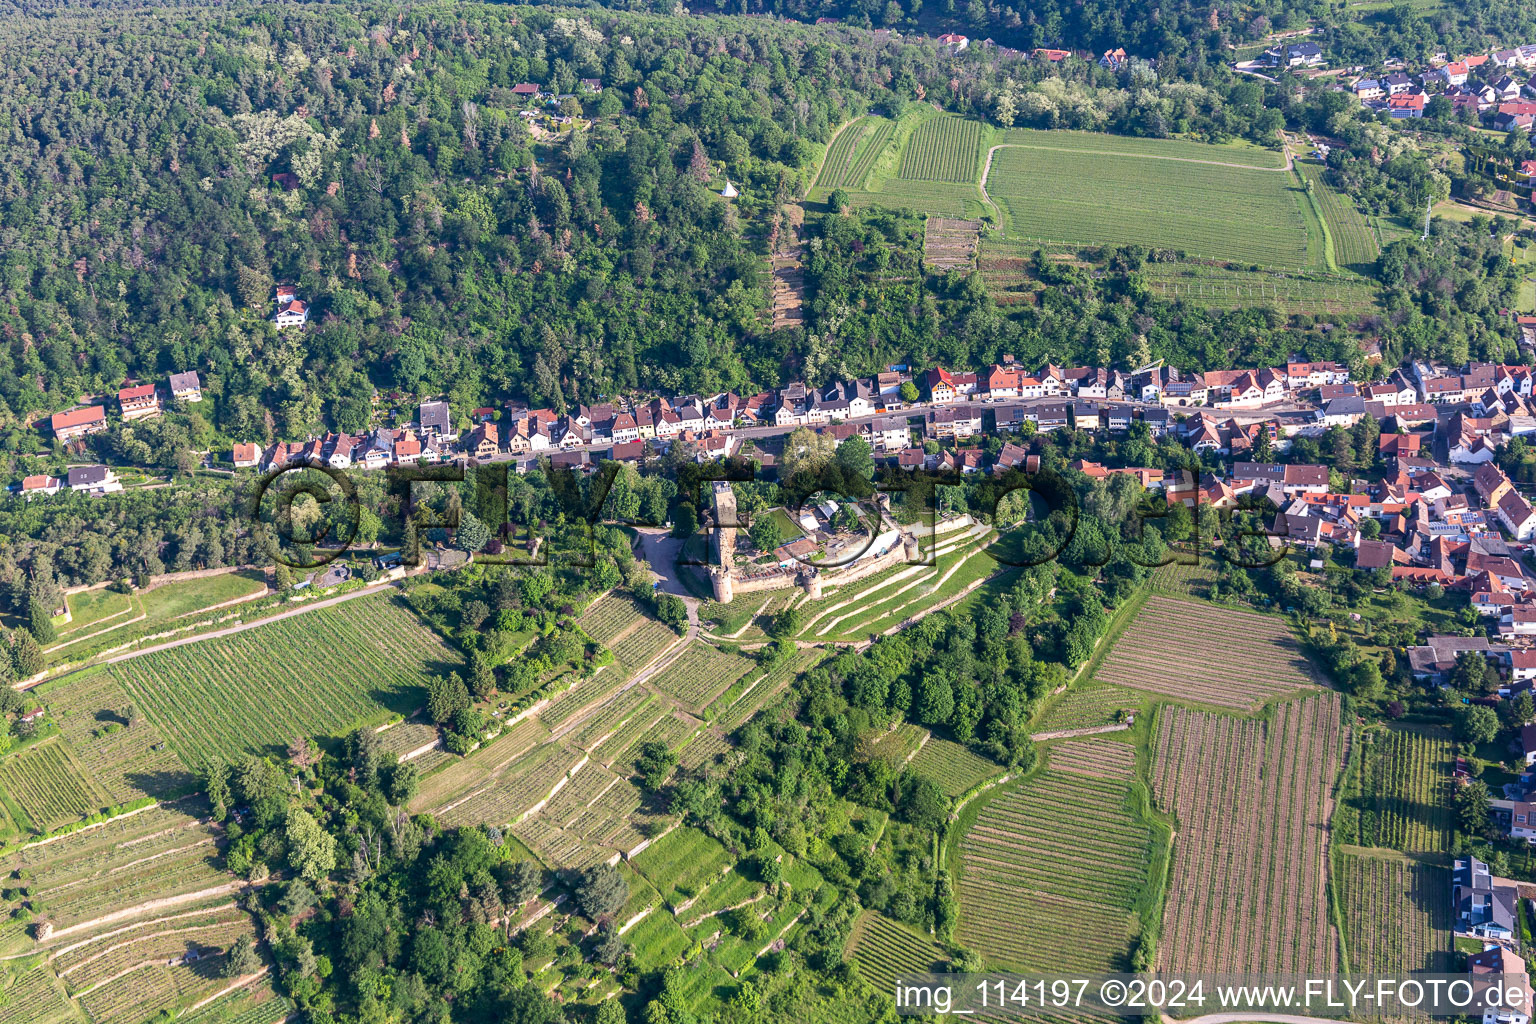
[1151,693,1343,974]
[955,767,1153,971]
[107,595,455,771]
[651,643,755,715]
[1093,595,1320,709]
[923,217,982,271]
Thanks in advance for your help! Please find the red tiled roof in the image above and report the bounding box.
[51,406,105,430]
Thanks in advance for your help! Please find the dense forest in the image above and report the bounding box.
[2,0,1525,448]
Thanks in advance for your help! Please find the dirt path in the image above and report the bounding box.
[48,880,248,940]
[1029,723,1132,741]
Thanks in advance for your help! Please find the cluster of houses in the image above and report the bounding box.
[1450,856,1535,1024]
[46,371,203,443]
[1345,45,1536,123]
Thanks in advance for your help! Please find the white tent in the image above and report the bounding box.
[720,180,738,198]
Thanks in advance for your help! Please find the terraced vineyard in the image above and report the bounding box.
[436,741,582,829]
[0,800,232,935]
[106,595,453,771]
[0,740,113,833]
[1151,694,1343,973]
[1033,683,1143,733]
[0,969,79,1024]
[954,742,1153,971]
[845,911,948,991]
[610,619,678,670]
[909,738,1001,797]
[577,594,649,646]
[1093,596,1319,709]
[845,117,895,188]
[996,128,1287,167]
[652,643,755,714]
[1335,853,1451,975]
[898,115,981,183]
[987,144,1313,268]
[1352,725,1453,854]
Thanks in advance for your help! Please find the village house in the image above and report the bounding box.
[871,416,911,452]
[118,383,162,421]
[1467,944,1534,1024]
[232,442,261,468]
[17,475,60,497]
[1453,855,1517,940]
[273,284,307,327]
[168,371,203,403]
[924,367,959,404]
[67,464,121,495]
[50,405,107,442]
[467,422,500,460]
[927,405,982,440]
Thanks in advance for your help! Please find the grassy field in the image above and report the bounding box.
[995,127,1287,168]
[987,144,1315,268]
[98,594,456,771]
[1138,261,1380,316]
[46,573,269,668]
[951,739,1158,973]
